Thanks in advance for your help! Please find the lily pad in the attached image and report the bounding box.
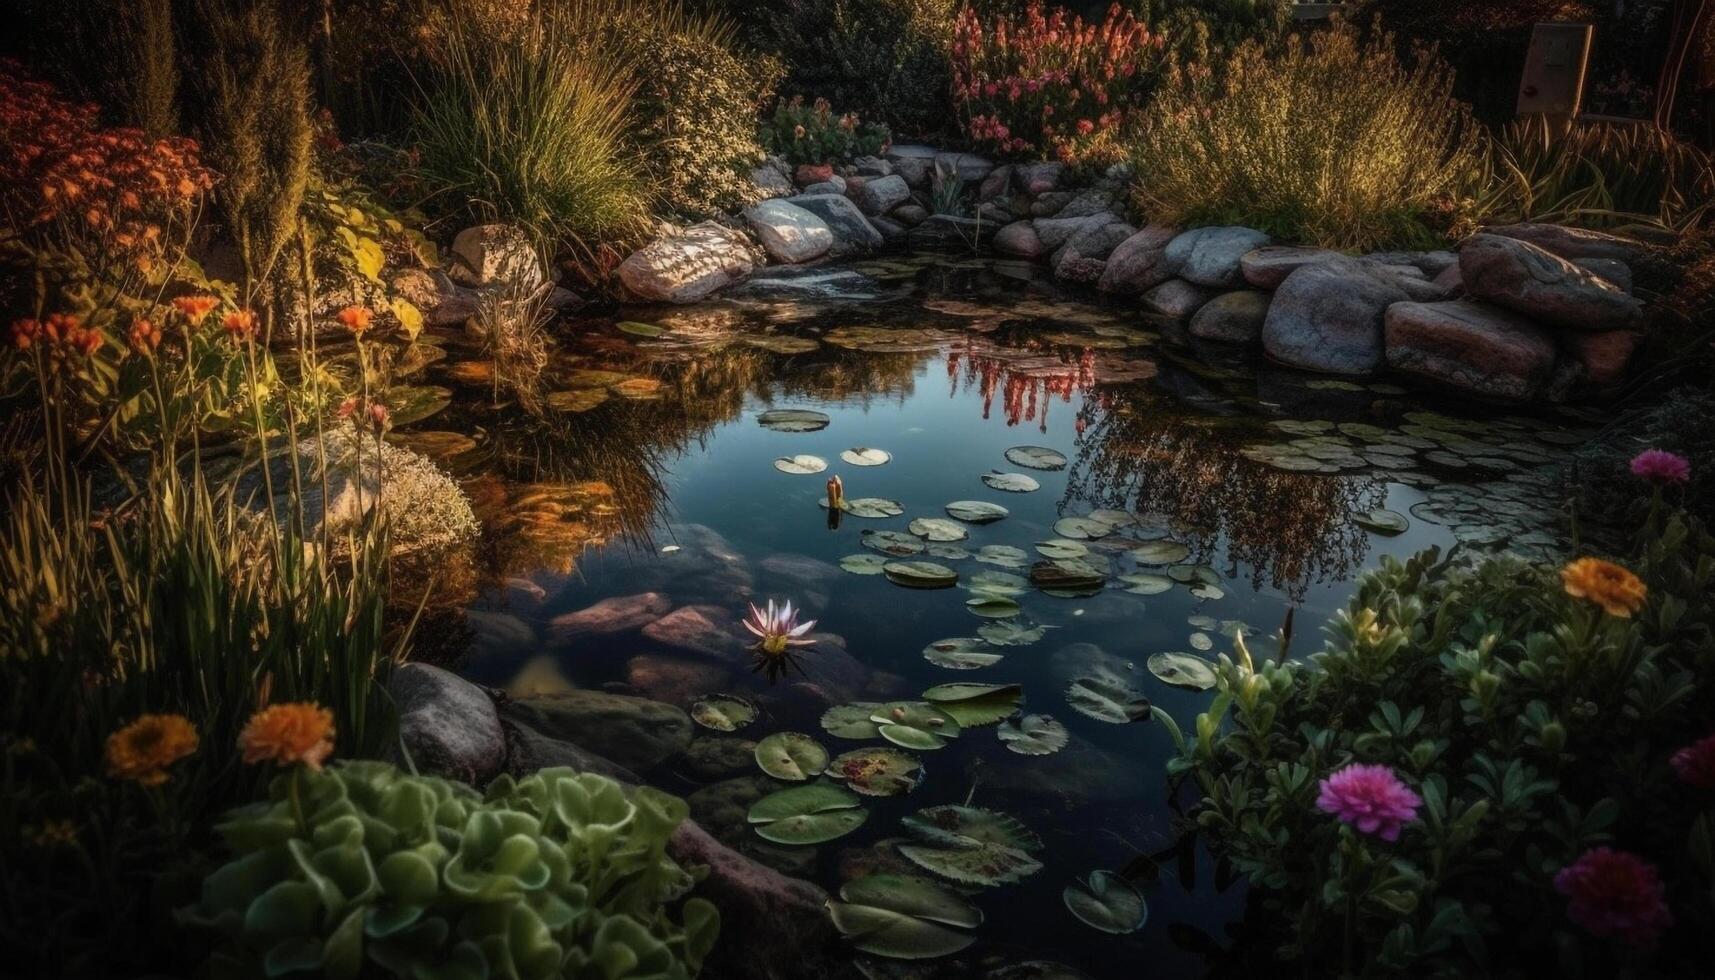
[978,621,1053,646]
[758,409,831,433]
[863,530,925,557]
[822,702,883,739]
[997,714,1069,756]
[610,377,663,399]
[1066,674,1150,724]
[898,806,1044,887]
[1004,446,1067,471]
[691,694,759,732]
[1086,510,1136,529]
[966,570,1029,597]
[1167,564,1220,586]
[1129,540,1191,566]
[982,471,1041,493]
[923,638,1005,670]
[774,454,829,475]
[841,448,892,466]
[545,388,609,413]
[1188,632,1213,652]
[840,554,889,575]
[1034,539,1088,560]
[870,702,962,750]
[755,732,830,781]
[974,545,1030,569]
[828,875,981,960]
[884,561,958,589]
[1064,871,1147,934]
[1354,509,1409,535]
[840,498,906,519]
[908,518,969,543]
[1052,517,1112,541]
[382,385,452,427]
[1147,652,1217,691]
[829,747,924,797]
[1118,573,1174,596]
[945,500,1009,525]
[748,783,868,845]
[926,543,970,561]
[617,320,667,338]
[922,683,1023,727]
[1029,559,1105,594]
[965,595,1021,619]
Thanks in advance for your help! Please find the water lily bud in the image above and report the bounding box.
[826,474,844,511]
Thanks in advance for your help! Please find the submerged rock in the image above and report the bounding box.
[502,689,692,771]
[1384,299,1558,402]
[617,221,759,303]
[626,654,733,706]
[742,199,833,265]
[640,604,746,661]
[391,663,506,787]
[1459,233,1644,332]
[548,592,672,643]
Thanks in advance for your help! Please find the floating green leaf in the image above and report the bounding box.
[382,385,452,427]
[1129,540,1191,566]
[1052,517,1111,541]
[1064,871,1147,934]
[922,683,1023,727]
[755,732,829,781]
[839,498,906,519]
[870,702,962,750]
[982,471,1041,493]
[545,388,609,413]
[1030,559,1105,594]
[1118,573,1174,596]
[758,409,831,433]
[828,875,981,959]
[884,561,958,589]
[617,320,667,337]
[747,783,868,845]
[841,448,892,466]
[908,518,969,543]
[978,620,1054,646]
[1354,509,1409,535]
[974,545,1030,569]
[828,748,924,797]
[690,694,758,732]
[997,714,1069,756]
[898,806,1044,886]
[1086,510,1135,529]
[840,554,889,575]
[923,638,1005,670]
[821,702,883,739]
[1066,674,1150,724]
[1004,446,1067,471]
[1168,564,1220,586]
[1034,539,1088,560]
[945,500,1009,524]
[965,595,1022,619]
[774,454,828,475]
[1188,632,1212,651]
[863,530,925,557]
[1147,652,1217,691]
[966,570,1029,597]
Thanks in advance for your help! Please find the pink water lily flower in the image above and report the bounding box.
[1316,763,1421,841]
[1630,449,1690,485]
[743,599,817,679]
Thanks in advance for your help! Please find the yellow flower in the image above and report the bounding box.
[238,702,335,770]
[105,713,199,786]
[1561,557,1647,618]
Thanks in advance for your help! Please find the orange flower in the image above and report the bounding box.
[336,305,372,335]
[127,316,161,355]
[222,309,257,341]
[9,318,40,350]
[172,294,219,322]
[105,713,199,786]
[1561,558,1648,618]
[238,702,335,770]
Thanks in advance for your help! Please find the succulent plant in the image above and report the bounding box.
[179,762,718,979]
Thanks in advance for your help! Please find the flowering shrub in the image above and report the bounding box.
[949,2,1165,159]
[759,96,890,166]
[1170,469,1715,973]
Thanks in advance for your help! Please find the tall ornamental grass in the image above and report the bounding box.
[410,0,652,262]
[1130,28,1484,250]
[1484,116,1715,232]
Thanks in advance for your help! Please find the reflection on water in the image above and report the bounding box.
[384,256,1584,978]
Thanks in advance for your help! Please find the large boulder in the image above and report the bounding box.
[851,173,911,216]
[1563,329,1642,384]
[1240,245,1341,290]
[992,220,1042,258]
[1097,224,1179,295]
[1483,222,1646,264]
[501,689,693,772]
[617,222,758,303]
[391,663,506,786]
[1034,211,1116,251]
[1262,258,1413,375]
[1052,218,1135,274]
[449,223,543,290]
[1141,278,1216,319]
[883,144,939,188]
[1053,185,1123,219]
[787,194,884,256]
[1459,233,1644,331]
[749,158,794,200]
[742,200,833,265]
[387,267,481,328]
[1164,226,1273,288]
[1189,290,1272,344]
[1383,299,1558,401]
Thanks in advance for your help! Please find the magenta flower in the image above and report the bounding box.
[1670,733,1715,790]
[1554,848,1673,947]
[1630,449,1690,485]
[1315,763,1421,841]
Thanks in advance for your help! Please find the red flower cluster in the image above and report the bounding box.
[0,60,213,256]
[1554,848,1673,948]
[951,2,1164,158]
[336,395,390,435]
[9,313,104,357]
[1671,733,1715,789]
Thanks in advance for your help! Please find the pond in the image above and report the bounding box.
[394,255,1588,978]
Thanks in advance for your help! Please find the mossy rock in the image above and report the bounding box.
[502,690,693,771]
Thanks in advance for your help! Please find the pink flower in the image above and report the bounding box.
[1670,733,1715,789]
[1630,449,1690,485]
[1315,763,1421,841]
[1554,848,1672,947]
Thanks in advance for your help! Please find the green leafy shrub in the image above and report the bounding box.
[1172,499,1715,974]
[410,0,651,264]
[1482,116,1715,232]
[1129,26,1484,249]
[760,96,891,166]
[180,763,719,980]
[1139,0,1291,62]
[1565,387,1715,532]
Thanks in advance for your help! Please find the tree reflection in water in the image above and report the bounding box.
[1065,386,1383,602]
